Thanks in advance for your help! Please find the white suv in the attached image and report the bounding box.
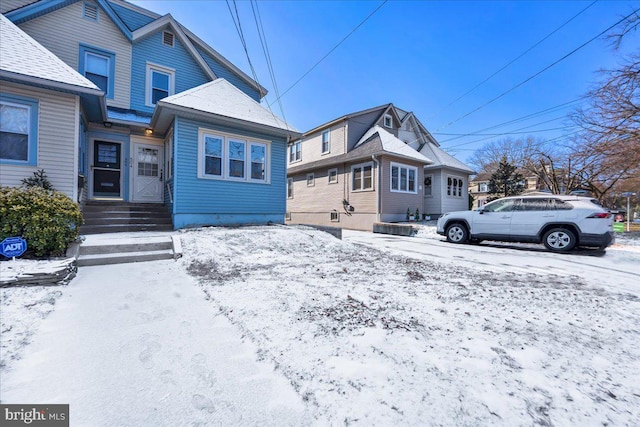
[436,195,614,252]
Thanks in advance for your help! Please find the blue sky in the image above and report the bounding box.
[131,0,639,163]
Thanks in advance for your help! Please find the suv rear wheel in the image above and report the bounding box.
[543,228,576,252]
[446,223,468,244]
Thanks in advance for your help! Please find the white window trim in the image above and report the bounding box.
[351,161,374,192]
[447,175,464,198]
[145,62,175,107]
[289,140,301,163]
[330,210,339,222]
[306,172,315,187]
[321,130,330,154]
[287,178,294,199]
[383,114,392,128]
[328,168,338,184]
[197,128,270,184]
[424,173,433,197]
[390,162,418,194]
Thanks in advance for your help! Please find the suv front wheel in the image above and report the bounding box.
[446,223,469,244]
[543,228,576,252]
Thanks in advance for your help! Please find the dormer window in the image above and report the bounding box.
[83,2,98,21]
[163,31,174,47]
[383,114,392,128]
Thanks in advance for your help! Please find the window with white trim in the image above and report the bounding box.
[351,162,373,191]
[390,162,417,193]
[289,140,301,163]
[328,168,338,184]
[198,129,269,183]
[447,176,464,197]
[306,172,315,187]
[287,178,294,198]
[479,182,488,192]
[424,174,433,196]
[0,94,38,165]
[79,44,115,98]
[146,63,175,106]
[321,130,330,153]
[330,211,339,222]
[383,114,392,128]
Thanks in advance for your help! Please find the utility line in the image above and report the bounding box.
[250,0,287,124]
[427,0,598,122]
[436,7,640,132]
[269,0,388,107]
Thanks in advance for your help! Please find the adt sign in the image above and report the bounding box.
[1,237,27,258]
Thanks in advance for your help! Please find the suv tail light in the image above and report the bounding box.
[587,212,611,219]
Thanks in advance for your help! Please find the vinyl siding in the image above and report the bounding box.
[194,45,261,102]
[346,111,383,151]
[379,157,424,222]
[131,31,209,114]
[0,0,38,14]
[441,169,469,214]
[293,124,347,166]
[18,0,132,109]
[0,82,78,199]
[172,117,287,227]
[424,170,444,216]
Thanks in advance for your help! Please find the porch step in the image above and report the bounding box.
[76,233,176,266]
[80,202,173,234]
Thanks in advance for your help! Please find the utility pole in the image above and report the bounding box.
[621,192,636,232]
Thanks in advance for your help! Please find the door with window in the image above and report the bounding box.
[92,140,121,198]
[132,142,164,202]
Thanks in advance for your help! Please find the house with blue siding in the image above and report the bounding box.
[1,0,298,231]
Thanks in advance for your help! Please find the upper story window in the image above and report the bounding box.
[162,31,175,47]
[447,176,464,197]
[390,162,417,193]
[352,162,373,191]
[0,94,38,166]
[83,2,99,21]
[198,129,269,183]
[289,140,301,163]
[478,182,488,192]
[321,130,330,154]
[424,175,433,196]
[79,44,115,98]
[383,114,392,128]
[146,63,175,106]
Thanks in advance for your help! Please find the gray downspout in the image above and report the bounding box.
[372,155,380,223]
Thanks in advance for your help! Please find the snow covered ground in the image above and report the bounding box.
[1,224,639,425]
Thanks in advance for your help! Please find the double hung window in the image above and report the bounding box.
[390,162,417,193]
[352,162,373,191]
[199,130,269,183]
[0,94,38,165]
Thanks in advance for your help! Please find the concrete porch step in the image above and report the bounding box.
[75,232,180,267]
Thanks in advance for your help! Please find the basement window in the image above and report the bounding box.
[330,211,339,222]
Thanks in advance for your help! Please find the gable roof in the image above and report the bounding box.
[301,103,391,137]
[0,13,105,120]
[151,78,298,138]
[6,0,266,98]
[354,126,433,164]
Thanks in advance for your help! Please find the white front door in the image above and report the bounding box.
[132,142,164,202]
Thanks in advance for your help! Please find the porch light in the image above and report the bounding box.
[103,121,112,128]
[145,128,153,135]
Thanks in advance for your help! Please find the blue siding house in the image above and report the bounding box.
[2,0,298,230]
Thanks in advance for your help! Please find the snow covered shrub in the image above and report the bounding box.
[0,186,83,257]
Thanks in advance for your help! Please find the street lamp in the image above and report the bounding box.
[621,192,636,232]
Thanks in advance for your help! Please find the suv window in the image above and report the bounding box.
[516,198,554,211]
[483,199,517,212]
[551,198,573,210]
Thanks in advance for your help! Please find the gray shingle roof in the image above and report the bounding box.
[355,126,433,164]
[420,143,475,174]
[0,14,101,92]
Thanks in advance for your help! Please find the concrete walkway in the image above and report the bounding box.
[1,260,311,426]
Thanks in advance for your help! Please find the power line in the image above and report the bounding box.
[427,0,598,122]
[437,97,584,143]
[269,0,388,107]
[436,7,640,132]
[250,0,287,124]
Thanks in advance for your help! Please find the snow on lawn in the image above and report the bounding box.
[179,225,640,426]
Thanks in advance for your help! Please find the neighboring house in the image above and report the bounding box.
[1,0,298,229]
[469,172,539,209]
[286,104,474,231]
